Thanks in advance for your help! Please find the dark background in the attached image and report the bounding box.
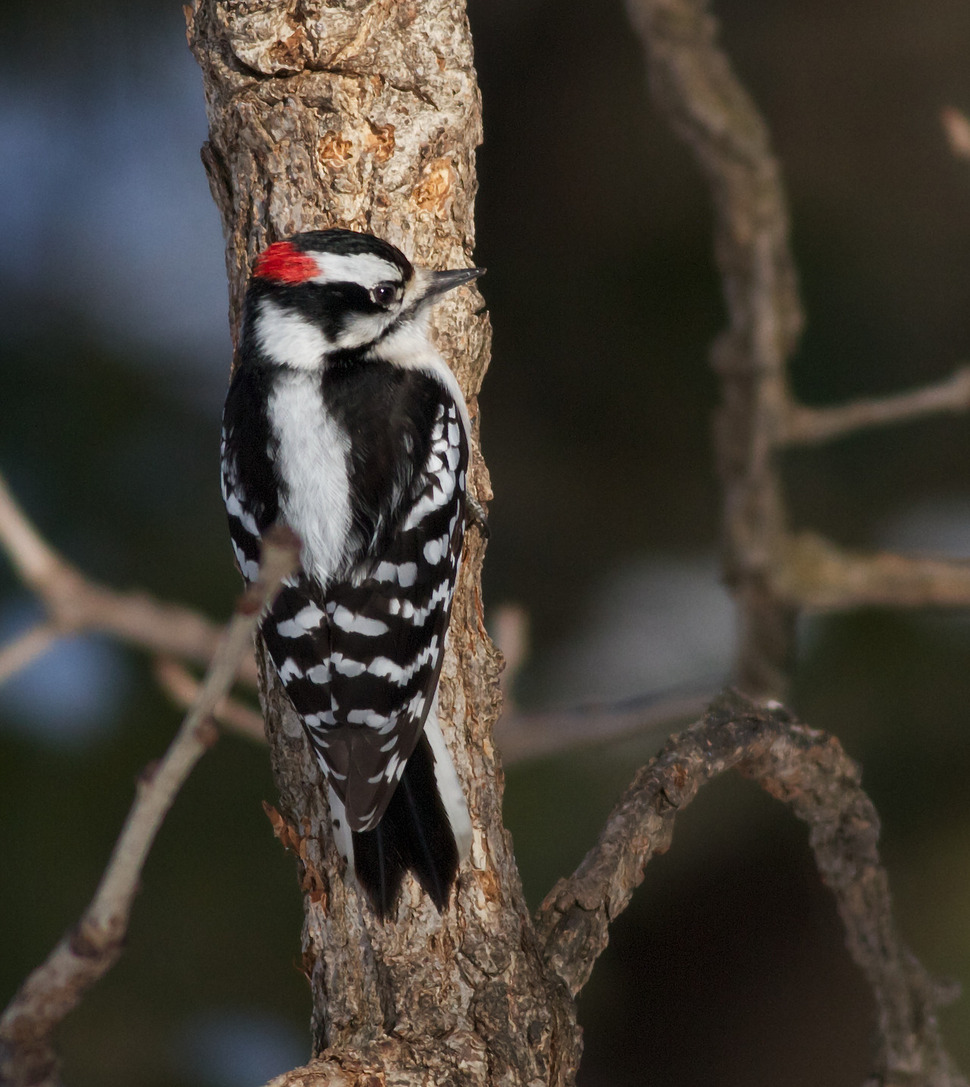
[2,1,970,1083]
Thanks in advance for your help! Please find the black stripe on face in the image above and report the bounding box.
[241,231,413,348]
[221,366,280,536]
[249,281,383,345]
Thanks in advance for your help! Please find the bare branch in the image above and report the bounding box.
[154,657,266,742]
[785,366,970,446]
[154,644,713,764]
[494,688,712,765]
[183,0,595,1079]
[0,526,299,1087]
[536,691,966,1086]
[0,622,60,686]
[775,532,970,610]
[0,468,258,687]
[0,473,64,590]
[625,0,802,698]
[487,604,716,763]
[626,0,970,700]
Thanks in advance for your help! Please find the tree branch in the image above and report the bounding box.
[0,479,708,764]
[184,3,588,1085]
[154,656,266,742]
[785,365,970,446]
[775,532,970,610]
[489,602,715,763]
[0,468,258,687]
[536,691,966,1087]
[0,526,300,1087]
[0,621,59,685]
[625,0,970,699]
[494,689,712,765]
[625,0,803,698]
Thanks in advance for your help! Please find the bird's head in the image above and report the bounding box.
[243,229,483,369]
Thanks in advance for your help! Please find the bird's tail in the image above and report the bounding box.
[330,715,472,920]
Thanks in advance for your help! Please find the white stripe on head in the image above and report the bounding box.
[256,298,332,369]
[308,251,406,291]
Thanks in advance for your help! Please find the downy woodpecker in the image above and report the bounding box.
[220,229,483,918]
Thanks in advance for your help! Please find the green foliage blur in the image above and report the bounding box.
[2,0,970,1083]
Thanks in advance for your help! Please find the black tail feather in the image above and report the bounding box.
[352,822,404,919]
[352,735,459,920]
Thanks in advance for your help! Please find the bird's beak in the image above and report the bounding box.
[421,266,485,301]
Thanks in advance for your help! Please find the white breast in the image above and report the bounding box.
[268,370,353,590]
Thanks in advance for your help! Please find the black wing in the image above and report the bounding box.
[258,388,468,833]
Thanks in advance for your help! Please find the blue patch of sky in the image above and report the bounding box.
[538,554,733,705]
[0,599,131,747]
[0,12,229,394]
[175,1008,306,1087]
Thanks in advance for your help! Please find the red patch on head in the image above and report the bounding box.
[252,241,319,284]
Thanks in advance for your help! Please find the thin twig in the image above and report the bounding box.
[0,526,299,1087]
[536,691,967,1086]
[154,657,266,742]
[0,622,60,686]
[785,366,970,446]
[0,467,258,686]
[494,688,712,765]
[160,638,713,763]
[774,532,970,610]
[626,0,970,701]
[489,602,715,762]
[0,474,63,589]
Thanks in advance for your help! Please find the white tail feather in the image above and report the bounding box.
[423,707,472,862]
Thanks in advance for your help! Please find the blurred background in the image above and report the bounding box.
[2,0,970,1083]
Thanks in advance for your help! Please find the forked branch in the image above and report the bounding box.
[0,527,299,1087]
[0,469,259,688]
[536,691,966,1086]
[625,0,970,698]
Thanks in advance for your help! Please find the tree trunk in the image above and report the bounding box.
[186,1,582,1082]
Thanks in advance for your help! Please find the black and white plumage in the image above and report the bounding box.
[220,229,483,918]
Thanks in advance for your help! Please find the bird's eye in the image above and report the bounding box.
[371,284,397,306]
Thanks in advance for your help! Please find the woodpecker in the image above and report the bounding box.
[220,228,483,919]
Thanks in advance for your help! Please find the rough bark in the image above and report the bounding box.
[537,692,966,1087]
[185,3,968,1085]
[186,2,582,1083]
